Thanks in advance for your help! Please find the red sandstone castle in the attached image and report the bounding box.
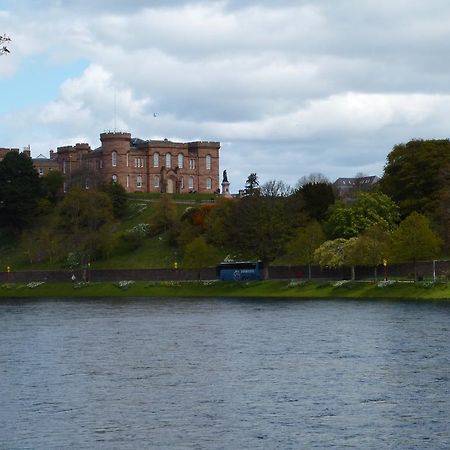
[1,131,221,194]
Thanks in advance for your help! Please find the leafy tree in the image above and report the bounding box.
[325,192,399,239]
[182,236,222,279]
[204,198,234,249]
[347,226,392,280]
[227,195,294,279]
[42,170,64,204]
[0,151,43,232]
[57,187,116,260]
[285,221,326,280]
[149,194,177,235]
[99,181,128,218]
[296,181,335,222]
[245,173,259,195]
[391,212,443,281]
[380,139,450,218]
[314,238,348,272]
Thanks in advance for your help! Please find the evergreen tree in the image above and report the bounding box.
[0,151,43,231]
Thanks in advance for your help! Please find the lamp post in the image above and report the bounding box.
[383,259,388,281]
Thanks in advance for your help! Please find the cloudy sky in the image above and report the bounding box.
[1,0,450,191]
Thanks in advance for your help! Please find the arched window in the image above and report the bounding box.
[206,177,212,190]
[153,153,159,167]
[188,176,194,190]
[126,175,129,188]
[178,153,184,169]
[112,174,118,183]
[206,154,211,170]
[136,175,142,188]
[154,175,160,189]
[112,151,117,167]
[180,176,184,189]
[126,152,129,167]
[165,153,171,169]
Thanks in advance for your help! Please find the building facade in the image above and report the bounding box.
[27,132,220,194]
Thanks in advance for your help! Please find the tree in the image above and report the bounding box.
[149,194,177,235]
[0,151,43,232]
[380,139,450,218]
[314,238,349,275]
[204,198,234,249]
[182,236,222,279]
[227,195,294,279]
[260,179,292,197]
[347,226,392,280]
[325,192,399,239]
[285,221,326,280]
[391,212,443,281]
[314,237,359,281]
[295,181,335,222]
[295,173,329,189]
[245,173,259,195]
[99,181,128,218]
[182,236,222,269]
[42,170,64,204]
[57,187,116,260]
[0,34,11,55]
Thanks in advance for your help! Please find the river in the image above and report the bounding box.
[1,298,449,449]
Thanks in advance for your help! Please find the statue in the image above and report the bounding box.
[222,170,228,183]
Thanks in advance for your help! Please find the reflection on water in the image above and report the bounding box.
[1,298,449,449]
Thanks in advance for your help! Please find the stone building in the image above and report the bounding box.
[31,131,220,194]
[333,175,380,200]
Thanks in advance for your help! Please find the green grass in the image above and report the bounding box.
[1,280,450,300]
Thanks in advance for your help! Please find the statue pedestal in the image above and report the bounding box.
[221,180,232,198]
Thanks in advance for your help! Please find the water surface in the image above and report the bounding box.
[1,298,449,449]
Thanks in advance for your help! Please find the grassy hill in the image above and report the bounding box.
[0,194,212,271]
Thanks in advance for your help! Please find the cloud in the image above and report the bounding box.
[3,0,450,188]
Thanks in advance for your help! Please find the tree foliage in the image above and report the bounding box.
[380,139,450,218]
[42,170,64,204]
[57,187,116,259]
[296,181,335,221]
[227,195,294,278]
[325,192,399,239]
[391,212,442,280]
[0,151,43,231]
[149,194,177,235]
[285,221,326,280]
[182,236,222,270]
[99,181,128,218]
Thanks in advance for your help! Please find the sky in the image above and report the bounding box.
[2,0,450,191]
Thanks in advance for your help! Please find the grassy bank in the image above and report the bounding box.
[1,280,450,300]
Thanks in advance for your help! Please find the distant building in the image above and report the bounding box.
[333,175,380,200]
[4,131,221,194]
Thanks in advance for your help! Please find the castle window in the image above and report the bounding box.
[112,174,118,183]
[136,175,143,188]
[153,153,159,167]
[39,168,44,176]
[63,161,66,174]
[112,151,117,167]
[180,176,184,189]
[206,155,211,170]
[165,153,171,169]
[189,159,196,170]
[100,160,103,169]
[126,175,129,188]
[206,177,212,190]
[188,176,194,190]
[154,175,160,189]
[126,153,129,167]
[178,153,184,169]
